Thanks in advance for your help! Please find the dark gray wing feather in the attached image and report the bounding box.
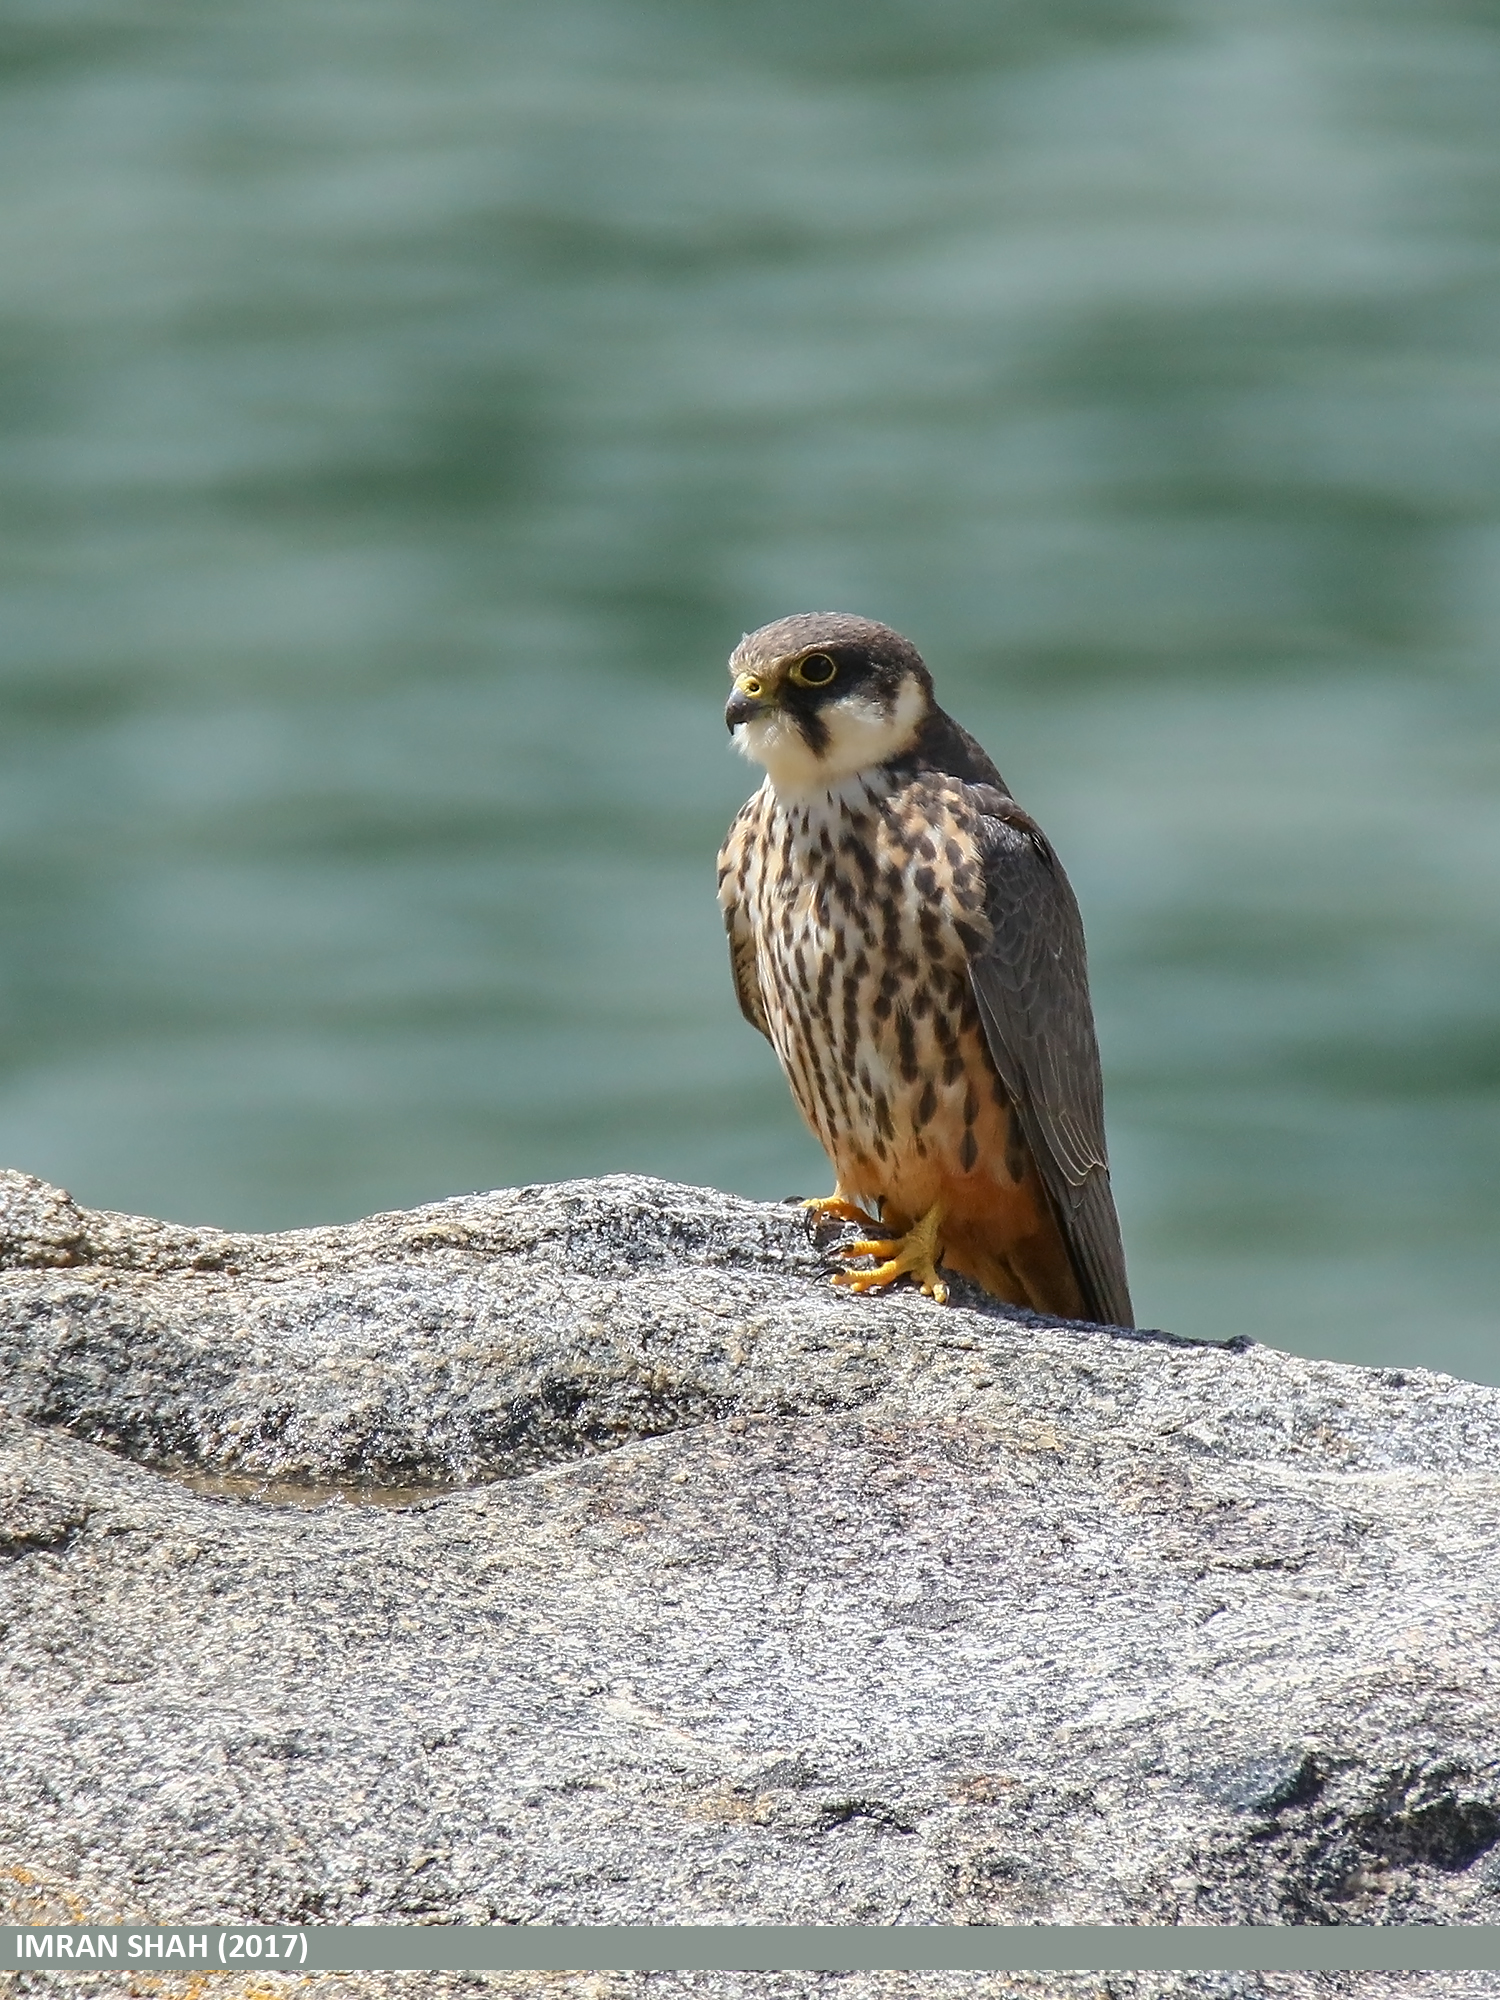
[966,796,1133,1327]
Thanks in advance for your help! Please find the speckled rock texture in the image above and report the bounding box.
[4,1976,1500,2000]
[7,1976,1500,2000]
[3,1168,1500,1935]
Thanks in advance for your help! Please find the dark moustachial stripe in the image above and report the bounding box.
[797,706,830,757]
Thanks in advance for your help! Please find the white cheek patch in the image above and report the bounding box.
[733,677,928,800]
[732,711,828,793]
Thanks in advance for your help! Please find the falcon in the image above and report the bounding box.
[717,612,1133,1326]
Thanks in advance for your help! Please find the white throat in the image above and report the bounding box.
[732,680,927,801]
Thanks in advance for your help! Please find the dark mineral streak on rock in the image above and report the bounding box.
[3,1166,1500,1952]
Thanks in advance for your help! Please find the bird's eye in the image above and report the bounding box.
[794,652,838,687]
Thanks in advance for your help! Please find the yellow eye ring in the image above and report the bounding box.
[792,652,837,687]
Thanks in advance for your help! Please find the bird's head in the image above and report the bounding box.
[725,612,934,796]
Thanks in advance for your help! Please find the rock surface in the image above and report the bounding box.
[8,1977,1500,2000]
[3,1168,1500,1937]
[5,1977,1500,2000]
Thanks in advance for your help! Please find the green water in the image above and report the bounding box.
[2,0,1498,1377]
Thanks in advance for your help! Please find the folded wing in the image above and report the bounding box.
[965,794,1134,1327]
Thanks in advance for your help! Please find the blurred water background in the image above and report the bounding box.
[2,0,1498,1376]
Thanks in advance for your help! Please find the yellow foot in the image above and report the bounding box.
[832,1201,950,1305]
[802,1189,880,1230]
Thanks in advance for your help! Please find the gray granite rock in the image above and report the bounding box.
[5,1976,1500,2000]
[3,1168,1500,1940]
[8,1976,1500,2000]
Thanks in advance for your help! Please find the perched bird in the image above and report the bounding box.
[717,612,1133,1326]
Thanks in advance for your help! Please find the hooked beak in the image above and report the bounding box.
[725,674,773,731]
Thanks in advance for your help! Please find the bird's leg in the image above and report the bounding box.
[802,1186,881,1230]
[832,1201,949,1305]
